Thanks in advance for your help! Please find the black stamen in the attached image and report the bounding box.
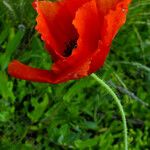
[63,40,77,57]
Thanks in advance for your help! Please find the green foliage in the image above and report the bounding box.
[0,0,150,149]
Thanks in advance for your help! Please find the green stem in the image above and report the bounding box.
[91,73,128,150]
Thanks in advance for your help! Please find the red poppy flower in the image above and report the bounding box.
[8,0,131,84]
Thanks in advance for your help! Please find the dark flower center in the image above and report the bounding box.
[63,40,77,57]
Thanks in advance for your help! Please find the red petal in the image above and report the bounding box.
[48,0,101,83]
[88,42,109,74]
[34,0,89,61]
[89,0,131,73]
[96,0,118,14]
[102,0,131,44]
[8,60,55,83]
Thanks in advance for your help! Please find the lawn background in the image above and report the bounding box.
[0,0,150,149]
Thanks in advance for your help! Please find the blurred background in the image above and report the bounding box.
[0,0,150,149]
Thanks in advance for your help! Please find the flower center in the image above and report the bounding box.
[63,40,77,57]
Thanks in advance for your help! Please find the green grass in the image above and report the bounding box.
[0,0,150,149]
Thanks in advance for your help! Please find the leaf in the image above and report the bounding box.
[27,94,49,122]
[75,137,100,149]
[0,28,25,70]
[0,26,9,44]
[63,78,94,102]
[0,71,15,101]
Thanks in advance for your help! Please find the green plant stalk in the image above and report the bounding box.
[91,73,128,150]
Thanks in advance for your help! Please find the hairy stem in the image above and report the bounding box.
[91,73,128,150]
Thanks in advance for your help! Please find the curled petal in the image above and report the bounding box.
[48,0,101,83]
[96,0,118,14]
[34,0,89,61]
[8,60,55,83]
[89,0,131,73]
[102,0,131,45]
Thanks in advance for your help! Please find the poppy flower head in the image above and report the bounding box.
[8,0,131,84]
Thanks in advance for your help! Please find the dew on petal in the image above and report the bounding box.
[122,8,126,13]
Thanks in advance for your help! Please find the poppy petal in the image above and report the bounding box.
[34,0,89,61]
[96,0,118,14]
[102,0,131,44]
[8,60,55,83]
[89,0,131,73]
[48,0,101,83]
[35,1,71,61]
